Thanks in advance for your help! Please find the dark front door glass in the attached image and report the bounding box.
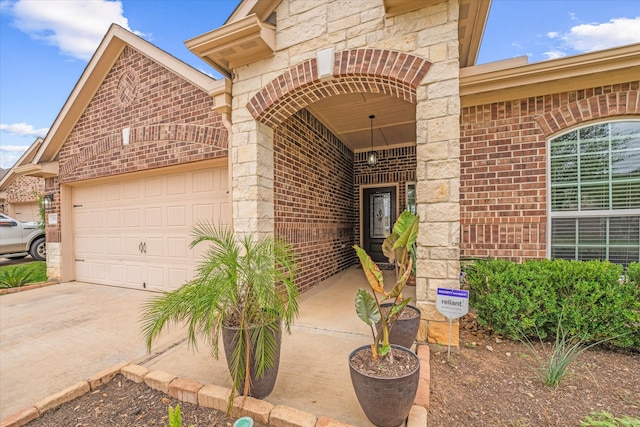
[363,186,396,263]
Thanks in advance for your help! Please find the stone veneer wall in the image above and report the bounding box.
[274,109,354,293]
[232,0,462,345]
[47,46,228,281]
[460,81,640,262]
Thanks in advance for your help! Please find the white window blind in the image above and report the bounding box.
[549,121,640,266]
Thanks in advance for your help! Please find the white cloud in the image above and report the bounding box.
[9,0,144,61]
[0,122,48,137]
[543,50,567,60]
[0,146,29,169]
[549,17,640,57]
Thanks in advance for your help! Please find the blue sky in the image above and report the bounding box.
[1,0,639,169]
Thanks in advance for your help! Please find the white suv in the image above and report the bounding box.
[0,213,46,261]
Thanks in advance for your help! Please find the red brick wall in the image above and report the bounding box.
[274,109,355,293]
[58,46,227,184]
[460,81,640,262]
[49,46,228,243]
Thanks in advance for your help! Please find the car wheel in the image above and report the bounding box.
[4,255,27,260]
[30,237,46,261]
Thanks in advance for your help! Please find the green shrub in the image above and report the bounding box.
[463,258,640,349]
[626,262,640,285]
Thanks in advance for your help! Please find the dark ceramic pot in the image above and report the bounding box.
[222,320,282,399]
[378,303,421,349]
[349,344,420,427]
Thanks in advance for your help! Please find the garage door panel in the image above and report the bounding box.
[123,181,139,199]
[106,209,122,228]
[145,237,164,257]
[105,183,121,201]
[167,174,186,194]
[145,178,163,197]
[123,208,140,227]
[106,237,122,255]
[107,263,123,283]
[167,237,188,258]
[125,237,144,256]
[73,165,229,291]
[125,264,143,284]
[91,262,106,280]
[144,207,163,227]
[168,269,189,289]
[75,237,93,255]
[146,267,164,290]
[167,206,187,226]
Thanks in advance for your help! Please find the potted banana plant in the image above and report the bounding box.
[140,223,299,411]
[350,211,421,427]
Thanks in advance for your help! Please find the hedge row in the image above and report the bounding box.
[462,259,640,349]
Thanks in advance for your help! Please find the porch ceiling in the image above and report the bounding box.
[306,93,416,152]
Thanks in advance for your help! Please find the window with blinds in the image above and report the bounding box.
[549,121,640,266]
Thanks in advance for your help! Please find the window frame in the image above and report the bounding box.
[546,118,640,264]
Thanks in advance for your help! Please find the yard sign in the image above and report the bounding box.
[435,288,470,360]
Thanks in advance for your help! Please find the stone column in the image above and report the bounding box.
[414,0,462,347]
[231,117,275,239]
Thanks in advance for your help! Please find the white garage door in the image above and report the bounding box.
[72,166,229,291]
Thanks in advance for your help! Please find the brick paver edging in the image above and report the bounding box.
[0,347,430,427]
[0,281,59,295]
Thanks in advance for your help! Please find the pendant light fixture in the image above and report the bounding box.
[367,114,377,167]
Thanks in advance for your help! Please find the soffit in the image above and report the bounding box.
[185,14,276,77]
[458,0,491,68]
[33,24,229,166]
[460,43,640,107]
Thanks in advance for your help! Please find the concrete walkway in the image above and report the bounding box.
[0,267,417,426]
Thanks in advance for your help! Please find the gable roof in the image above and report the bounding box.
[29,24,228,168]
[0,138,43,190]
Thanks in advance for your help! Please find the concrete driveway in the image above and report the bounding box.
[0,282,185,418]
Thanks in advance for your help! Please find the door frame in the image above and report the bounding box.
[358,183,400,249]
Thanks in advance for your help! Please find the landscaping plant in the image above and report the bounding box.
[353,210,418,359]
[141,223,299,410]
[166,404,195,427]
[0,266,34,288]
[581,411,640,427]
[0,262,47,288]
[520,313,622,387]
[463,259,640,349]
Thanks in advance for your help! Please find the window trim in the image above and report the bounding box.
[546,118,640,261]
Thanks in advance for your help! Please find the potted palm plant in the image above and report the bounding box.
[140,222,299,410]
[350,211,421,427]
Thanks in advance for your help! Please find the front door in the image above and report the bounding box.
[363,186,396,263]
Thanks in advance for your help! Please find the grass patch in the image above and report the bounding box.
[0,262,47,288]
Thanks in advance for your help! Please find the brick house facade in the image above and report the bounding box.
[461,80,639,262]
[19,0,639,347]
[0,138,45,222]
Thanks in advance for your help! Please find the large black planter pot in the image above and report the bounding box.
[349,344,420,427]
[222,321,282,399]
[379,303,421,349]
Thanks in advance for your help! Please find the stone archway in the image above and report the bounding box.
[243,48,431,290]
